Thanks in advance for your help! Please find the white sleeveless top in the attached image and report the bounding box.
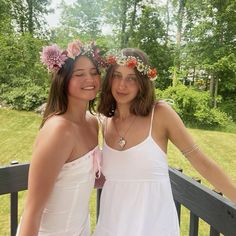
[17,146,101,236]
[93,108,180,236]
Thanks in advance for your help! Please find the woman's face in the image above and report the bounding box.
[68,55,101,102]
[111,65,139,105]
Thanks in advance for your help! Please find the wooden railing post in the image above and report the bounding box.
[10,161,19,236]
[209,190,222,236]
[189,178,201,236]
[174,168,183,225]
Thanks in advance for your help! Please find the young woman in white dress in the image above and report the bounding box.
[16,40,104,236]
[93,48,236,236]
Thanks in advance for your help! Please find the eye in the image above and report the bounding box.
[90,70,99,76]
[90,68,99,76]
[74,73,84,77]
[113,73,122,79]
[126,76,137,82]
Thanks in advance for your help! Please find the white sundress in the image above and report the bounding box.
[93,108,180,236]
[17,146,101,236]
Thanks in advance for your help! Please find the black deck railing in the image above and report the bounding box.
[0,163,236,236]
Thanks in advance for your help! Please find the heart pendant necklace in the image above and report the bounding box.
[113,115,137,150]
[118,137,126,149]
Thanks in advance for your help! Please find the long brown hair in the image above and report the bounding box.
[98,48,155,117]
[40,56,97,128]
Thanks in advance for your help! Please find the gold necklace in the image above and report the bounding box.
[113,115,137,149]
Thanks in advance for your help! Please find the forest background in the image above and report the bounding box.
[0,0,236,129]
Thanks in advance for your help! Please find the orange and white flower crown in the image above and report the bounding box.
[106,54,157,81]
[40,39,106,73]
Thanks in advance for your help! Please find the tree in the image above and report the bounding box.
[55,0,103,42]
[132,6,174,89]
[182,0,236,109]
[10,0,50,35]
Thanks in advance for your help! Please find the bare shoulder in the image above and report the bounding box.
[36,116,75,145]
[154,101,178,119]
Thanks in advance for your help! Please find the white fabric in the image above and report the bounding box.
[93,109,180,236]
[17,146,98,236]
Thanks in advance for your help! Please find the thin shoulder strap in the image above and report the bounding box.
[97,114,106,149]
[148,105,156,136]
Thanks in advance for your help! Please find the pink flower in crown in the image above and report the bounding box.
[67,40,83,59]
[40,45,68,72]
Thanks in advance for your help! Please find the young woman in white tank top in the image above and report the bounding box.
[93,48,236,236]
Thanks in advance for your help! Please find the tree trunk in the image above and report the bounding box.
[26,0,34,34]
[126,0,139,46]
[214,78,218,108]
[172,0,186,86]
[165,0,170,45]
[120,0,128,48]
[209,75,215,107]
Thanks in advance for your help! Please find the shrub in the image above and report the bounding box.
[1,83,47,111]
[156,85,232,128]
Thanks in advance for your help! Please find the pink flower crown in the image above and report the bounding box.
[106,54,157,81]
[40,40,106,72]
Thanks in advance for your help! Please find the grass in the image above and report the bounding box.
[0,108,236,235]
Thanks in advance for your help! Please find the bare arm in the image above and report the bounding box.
[18,119,75,236]
[158,103,236,203]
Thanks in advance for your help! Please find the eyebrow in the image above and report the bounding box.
[114,71,136,76]
[73,67,97,72]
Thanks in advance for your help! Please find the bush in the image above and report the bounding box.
[218,98,236,122]
[0,33,49,111]
[1,84,47,111]
[156,85,232,128]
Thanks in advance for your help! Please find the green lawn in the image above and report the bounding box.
[0,108,236,235]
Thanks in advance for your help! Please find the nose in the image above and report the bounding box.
[117,78,126,89]
[85,73,95,81]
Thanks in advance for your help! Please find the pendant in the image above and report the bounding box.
[118,137,126,149]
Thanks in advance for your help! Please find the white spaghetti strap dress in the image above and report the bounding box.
[17,146,101,236]
[93,108,180,236]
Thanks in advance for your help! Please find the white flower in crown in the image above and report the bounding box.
[137,62,145,72]
[117,56,127,66]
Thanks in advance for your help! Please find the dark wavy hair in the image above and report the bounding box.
[40,56,98,128]
[98,48,155,117]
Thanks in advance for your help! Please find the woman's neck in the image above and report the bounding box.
[114,105,134,121]
[65,100,88,124]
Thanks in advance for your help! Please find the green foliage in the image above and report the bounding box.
[180,0,236,105]
[1,83,47,111]
[218,97,236,122]
[10,0,50,35]
[0,33,49,110]
[157,85,232,127]
[131,5,174,89]
[56,0,103,41]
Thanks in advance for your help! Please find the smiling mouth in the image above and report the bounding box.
[117,91,128,96]
[82,86,95,90]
